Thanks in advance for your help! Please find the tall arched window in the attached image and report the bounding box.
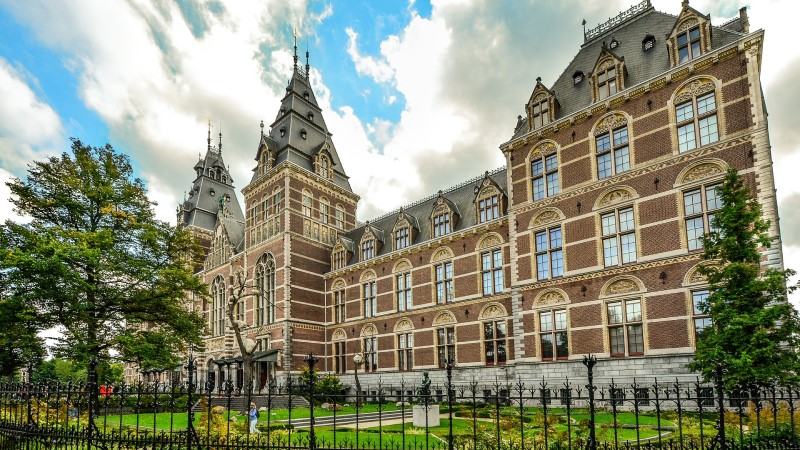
[211,276,226,336]
[256,254,276,325]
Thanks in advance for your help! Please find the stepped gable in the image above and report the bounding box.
[255,64,353,192]
[179,128,245,233]
[511,1,748,139]
[340,168,507,266]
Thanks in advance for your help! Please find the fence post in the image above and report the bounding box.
[582,354,598,450]
[186,350,197,450]
[445,355,455,450]
[87,358,98,449]
[715,364,727,450]
[304,353,319,450]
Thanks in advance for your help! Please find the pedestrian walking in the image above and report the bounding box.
[248,402,260,434]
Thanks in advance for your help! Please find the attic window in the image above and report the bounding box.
[303,91,310,100]
[642,35,655,51]
[573,71,584,85]
[300,128,307,139]
[307,112,314,121]
[280,107,286,114]
[279,128,286,138]
[210,189,215,196]
[609,38,619,50]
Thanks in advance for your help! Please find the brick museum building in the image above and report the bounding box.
[125,1,783,387]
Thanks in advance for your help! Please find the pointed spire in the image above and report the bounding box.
[293,27,298,73]
[305,41,310,77]
[207,117,212,153]
[218,123,223,156]
[260,120,265,136]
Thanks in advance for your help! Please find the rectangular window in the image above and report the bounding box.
[539,310,569,361]
[334,341,346,374]
[676,92,718,152]
[433,212,451,237]
[361,239,375,260]
[532,154,559,201]
[678,26,702,63]
[479,194,500,223]
[598,67,616,100]
[596,126,630,180]
[435,262,454,303]
[363,281,376,318]
[693,290,712,342]
[608,299,644,356]
[535,227,563,280]
[601,207,636,266]
[335,207,344,229]
[395,227,410,249]
[484,320,507,365]
[364,336,377,372]
[532,99,549,129]
[320,202,329,224]
[482,249,504,295]
[396,272,412,311]
[398,333,413,371]
[334,290,346,323]
[302,193,312,217]
[437,327,456,368]
[684,184,721,251]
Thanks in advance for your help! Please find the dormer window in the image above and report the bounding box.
[433,211,451,237]
[395,227,410,250]
[476,185,502,223]
[318,156,330,179]
[573,71,584,85]
[303,91,310,100]
[531,97,550,129]
[678,26,701,63]
[307,112,314,121]
[642,35,656,51]
[279,127,286,138]
[300,128,307,139]
[362,238,375,260]
[597,66,616,100]
[332,247,347,270]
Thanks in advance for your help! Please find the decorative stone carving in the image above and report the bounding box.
[605,278,641,296]
[394,260,412,272]
[432,311,456,326]
[360,270,376,282]
[431,247,454,263]
[688,269,708,284]
[332,329,347,341]
[674,79,715,104]
[598,189,633,207]
[531,209,562,227]
[479,303,507,320]
[594,114,628,136]
[207,338,225,351]
[678,17,699,32]
[681,163,724,184]
[477,233,503,250]
[536,290,566,306]
[479,185,498,197]
[530,141,556,160]
[331,279,346,290]
[361,324,377,337]
[395,318,414,332]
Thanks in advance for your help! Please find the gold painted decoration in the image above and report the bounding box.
[431,247,454,263]
[674,79,715,104]
[681,162,724,184]
[394,318,414,332]
[332,329,347,341]
[594,113,628,136]
[598,188,634,207]
[479,303,507,320]
[530,209,563,227]
[678,17,699,32]
[604,278,641,296]
[529,141,557,160]
[535,290,567,306]
[477,233,503,250]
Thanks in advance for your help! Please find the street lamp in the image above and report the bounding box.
[352,352,364,408]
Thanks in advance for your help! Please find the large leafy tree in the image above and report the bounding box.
[0,139,206,371]
[689,168,800,388]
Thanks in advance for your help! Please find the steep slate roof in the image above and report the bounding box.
[511,1,747,139]
[340,168,507,266]
[252,58,353,192]
[179,132,245,234]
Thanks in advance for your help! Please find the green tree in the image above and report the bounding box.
[0,295,46,379]
[0,138,206,372]
[688,168,800,388]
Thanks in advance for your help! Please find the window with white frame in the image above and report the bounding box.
[478,193,500,223]
[676,92,718,152]
[361,238,375,260]
[319,198,329,224]
[532,153,559,200]
[677,26,702,64]
[684,184,721,251]
[437,327,455,368]
[433,211,451,237]
[693,289,712,342]
[397,333,413,371]
[482,249,504,295]
[539,310,569,360]
[211,277,226,336]
[332,248,346,270]
[302,190,313,217]
[596,126,630,180]
[395,227,410,250]
[363,281,377,318]
[435,261,453,304]
[607,299,644,356]
[319,156,330,179]
[364,336,377,372]
[334,289,346,323]
[483,320,507,365]
[535,226,563,280]
[396,272,412,311]
[335,205,345,229]
[255,255,276,326]
[597,66,617,100]
[601,207,636,266]
[531,97,550,129]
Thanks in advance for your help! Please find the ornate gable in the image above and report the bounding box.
[666,2,711,67]
[590,45,626,102]
[526,77,558,131]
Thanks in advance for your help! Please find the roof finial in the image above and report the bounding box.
[206,116,212,152]
[260,120,265,136]
[293,27,298,73]
[681,0,689,8]
[305,39,310,77]
[218,123,222,155]
[582,19,587,42]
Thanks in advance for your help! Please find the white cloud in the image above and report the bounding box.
[345,28,395,84]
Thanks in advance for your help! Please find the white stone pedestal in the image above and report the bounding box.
[412,404,440,427]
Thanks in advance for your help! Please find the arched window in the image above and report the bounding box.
[211,276,226,336]
[335,205,345,229]
[319,197,330,224]
[674,79,719,152]
[256,254,276,325]
[319,156,330,179]
[302,190,313,217]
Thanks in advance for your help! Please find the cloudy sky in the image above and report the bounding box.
[1,0,800,298]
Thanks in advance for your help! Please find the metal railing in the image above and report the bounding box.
[1,354,799,450]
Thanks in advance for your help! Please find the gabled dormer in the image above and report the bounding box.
[331,237,354,270]
[666,1,711,67]
[526,77,558,131]
[473,171,506,224]
[430,191,460,238]
[313,140,336,181]
[392,208,419,251]
[590,43,626,102]
[360,222,384,261]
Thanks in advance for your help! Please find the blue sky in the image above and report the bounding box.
[2,0,800,297]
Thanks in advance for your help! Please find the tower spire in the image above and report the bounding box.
[305,40,310,77]
[206,116,212,152]
[218,123,223,156]
[293,27,298,73]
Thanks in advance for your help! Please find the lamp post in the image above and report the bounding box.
[353,352,364,408]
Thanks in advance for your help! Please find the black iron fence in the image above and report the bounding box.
[1,354,799,450]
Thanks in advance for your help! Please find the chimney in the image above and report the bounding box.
[739,7,750,34]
